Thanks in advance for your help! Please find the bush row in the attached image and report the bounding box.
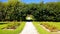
[0,1,60,21]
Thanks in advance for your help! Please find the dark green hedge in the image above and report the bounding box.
[0,1,60,21]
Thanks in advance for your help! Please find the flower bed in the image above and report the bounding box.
[2,22,20,30]
[40,23,58,32]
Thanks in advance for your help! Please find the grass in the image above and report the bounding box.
[33,22,51,34]
[0,22,25,34]
[40,22,60,31]
[33,22,60,34]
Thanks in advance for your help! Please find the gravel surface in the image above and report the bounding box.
[20,22,39,34]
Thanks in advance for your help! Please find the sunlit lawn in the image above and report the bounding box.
[0,21,25,34]
[33,22,60,34]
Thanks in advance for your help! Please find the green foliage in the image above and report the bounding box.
[0,1,60,21]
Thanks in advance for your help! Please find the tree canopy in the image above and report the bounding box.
[0,0,60,21]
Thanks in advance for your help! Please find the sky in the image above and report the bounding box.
[0,0,59,4]
[20,0,58,4]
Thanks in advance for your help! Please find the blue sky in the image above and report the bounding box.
[0,0,8,2]
[20,0,58,3]
[0,0,58,3]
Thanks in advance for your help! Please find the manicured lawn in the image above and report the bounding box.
[0,22,25,34]
[40,22,60,32]
[33,22,60,34]
[33,22,50,34]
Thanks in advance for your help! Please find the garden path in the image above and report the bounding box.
[20,22,39,34]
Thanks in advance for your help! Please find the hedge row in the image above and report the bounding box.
[0,1,60,21]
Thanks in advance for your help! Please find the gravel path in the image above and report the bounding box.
[20,22,39,34]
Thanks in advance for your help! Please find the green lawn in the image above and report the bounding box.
[47,22,60,30]
[33,22,60,34]
[0,22,25,34]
